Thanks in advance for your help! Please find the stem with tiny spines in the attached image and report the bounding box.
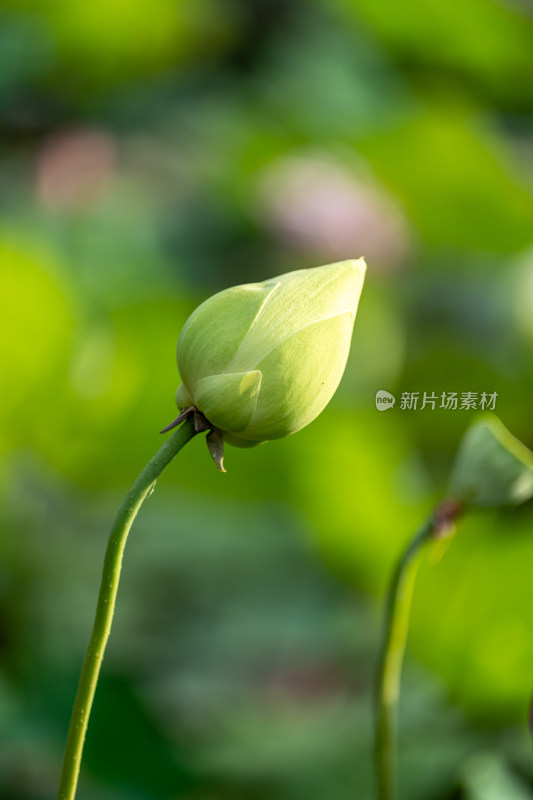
[57,417,198,800]
[374,517,436,800]
[375,499,461,800]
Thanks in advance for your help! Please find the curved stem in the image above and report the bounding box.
[374,517,435,800]
[57,418,198,800]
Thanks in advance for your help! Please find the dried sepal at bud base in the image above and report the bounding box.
[170,259,366,466]
[206,429,225,473]
[450,414,533,508]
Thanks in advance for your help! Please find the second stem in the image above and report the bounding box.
[375,517,434,800]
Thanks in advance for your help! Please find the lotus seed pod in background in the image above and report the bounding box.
[450,414,533,508]
[174,259,366,454]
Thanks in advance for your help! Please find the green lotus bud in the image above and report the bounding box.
[450,414,533,508]
[166,259,366,469]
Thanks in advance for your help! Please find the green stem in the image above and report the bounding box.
[57,418,198,800]
[375,516,436,800]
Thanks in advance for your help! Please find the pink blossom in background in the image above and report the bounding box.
[255,155,411,270]
[36,129,116,211]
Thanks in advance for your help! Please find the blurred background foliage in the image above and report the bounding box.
[1,1,533,798]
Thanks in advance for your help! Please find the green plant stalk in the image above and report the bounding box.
[375,517,436,800]
[57,418,198,800]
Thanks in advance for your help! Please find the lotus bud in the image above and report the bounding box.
[163,259,366,470]
[450,414,533,508]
